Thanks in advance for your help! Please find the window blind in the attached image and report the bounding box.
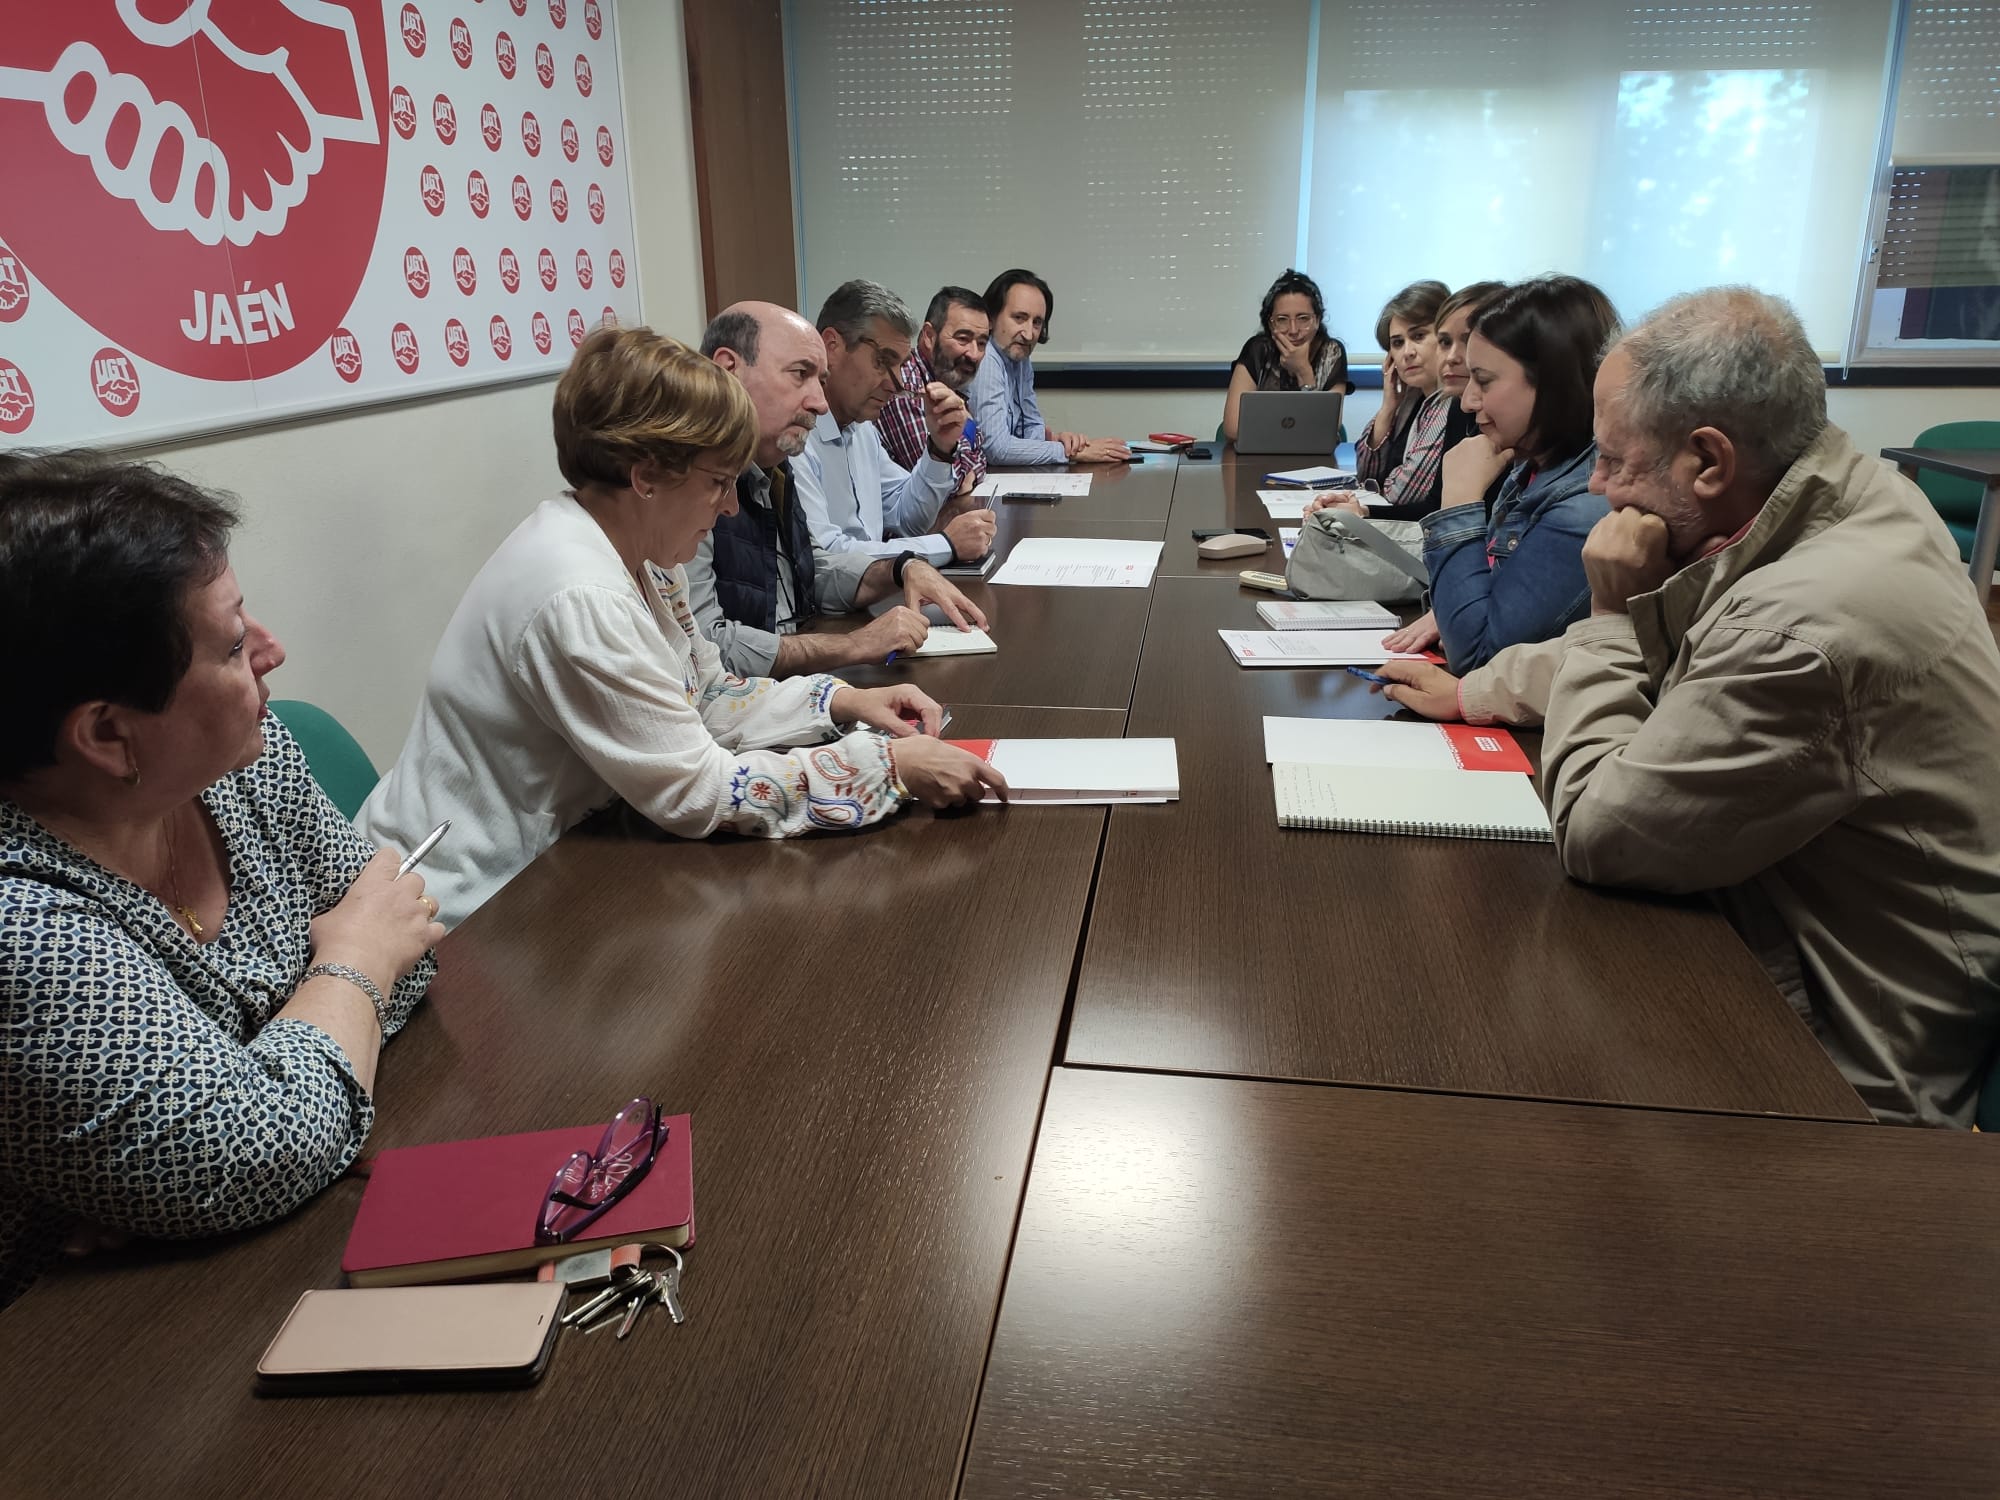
[1305,0,1897,360]
[788,0,1313,360]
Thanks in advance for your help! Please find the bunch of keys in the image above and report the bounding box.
[557,1245,686,1340]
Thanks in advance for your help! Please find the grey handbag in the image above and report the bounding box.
[1284,508,1430,604]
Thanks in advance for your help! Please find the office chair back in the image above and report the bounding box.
[267,700,379,820]
[1910,420,2000,563]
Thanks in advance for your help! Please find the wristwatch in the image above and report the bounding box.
[926,434,956,462]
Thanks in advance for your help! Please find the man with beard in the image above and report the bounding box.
[685,301,987,679]
[968,268,1130,466]
[875,285,991,492]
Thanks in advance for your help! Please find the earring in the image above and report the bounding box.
[124,765,141,788]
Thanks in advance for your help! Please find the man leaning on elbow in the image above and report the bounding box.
[1374,285,2000,1127]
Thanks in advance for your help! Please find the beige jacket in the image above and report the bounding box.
[1463,425,2000,1126]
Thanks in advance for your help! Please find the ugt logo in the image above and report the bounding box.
[390,85,417,138]
[0,359,35,434]
[596,124,613,167]
[480,101,502,150]
[560,118,579,162]
[451,245,476,295]
[390,321,419,372]
[511,174,532,220]
[0,242,31,321]
[534,41,554,87]
[91,346,141,416]
[432,93,456,145]
[467,168,491,218]
[496,31,517,77]
[403,246,430,297]
[498,246,520,292]
[531,308,552,354]
[444,316,470,366]
[521,111,542,156]
[489,313,512,360]
[420,163,447,215]
[329,325,363,382]
[574,248,591,289]
[607,248,625,288]
[448,16,472,67]
[536,246,557,290]
[548,178,569,222]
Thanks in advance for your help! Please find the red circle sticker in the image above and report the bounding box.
[391,86,418,139]
[511,175,533,220]
[575,55,593,96]
[0,4,393,381]
[489,314,512,360]
[498,247,521,292]
[567,307,586,346]
[452,246,477,295]
[401,4,427,56]
[391,322,420,373]
[449,16,473,67]
[607,248,625,288]
[537,247,557,290]
[531,309,552,354]
[433,93,458,145]
[560,119,580,163]
[404,246,432,297]
[329,326,364,383]
[467,169,492,218]
[535,42,554,88]
[480,102,503,150]
[496,31,518,77]
[596,125,614,167]
[574,248,592,289]
[420,163,448,216]
[549,179,569,222]
[587,183,606,224]
[522,112,542,156]
[0,359,34,434]
[91,346,141,417]
[0,240,31,322]
[584,0,602,40]
[548,0,568,28]
[445,317,470,366]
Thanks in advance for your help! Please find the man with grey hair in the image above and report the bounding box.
[795,278,997,571]
[1376,285,2000,1127]
[685,300,989,680]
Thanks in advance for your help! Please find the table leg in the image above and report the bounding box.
[1970,479,2000,605]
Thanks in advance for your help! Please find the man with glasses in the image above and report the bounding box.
[875,285,991,493]
[685,301,988,679]
[796,279,997,570]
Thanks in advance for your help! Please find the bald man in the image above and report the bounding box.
[683,301,987,679]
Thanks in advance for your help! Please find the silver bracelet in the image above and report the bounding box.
[302,963,390,1029]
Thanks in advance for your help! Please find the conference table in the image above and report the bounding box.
[7,451,1987,1500]
[1880,445,2000,603]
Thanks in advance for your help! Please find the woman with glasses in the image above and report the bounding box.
[358,326,1007,930]
[1221,269,1352,444]
[0,452,441,1307]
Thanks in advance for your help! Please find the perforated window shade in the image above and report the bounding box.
[789,0,1313,360]
[1889,2,2000,165]
[1306,0,1897,359]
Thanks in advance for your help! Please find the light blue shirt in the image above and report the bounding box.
[795,412,956,566]
[968,342,1067,466]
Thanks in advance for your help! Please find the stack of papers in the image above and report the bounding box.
[910,626,997,658]
[946,737,1179,804]
[1254,600,1399,630]
[1258,489,1386,519]
[1218,628,1426,666]
[1261,466,1355,487]
[992,537,1161,588]
[974,474,1095,498]
[1261,717,1532,772]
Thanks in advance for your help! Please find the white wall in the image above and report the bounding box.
[137,0,707,768]
[1043,387,1999,472]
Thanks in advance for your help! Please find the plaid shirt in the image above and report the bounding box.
[875,351,986,491]
[1355,387,1452,511]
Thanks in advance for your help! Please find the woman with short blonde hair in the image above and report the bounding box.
[360,327,1004,925]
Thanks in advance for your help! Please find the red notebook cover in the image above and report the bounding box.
[1437,724,1534,774]
[342,1115,694,1287]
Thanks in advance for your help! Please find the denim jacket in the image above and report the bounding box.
[1420,440,1604,674]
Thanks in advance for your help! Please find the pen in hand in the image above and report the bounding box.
[396,820,451,878]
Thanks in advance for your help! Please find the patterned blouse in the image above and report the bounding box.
[0,719,435,1307]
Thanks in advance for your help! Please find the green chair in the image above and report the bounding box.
[1907,420,2000,563]
[268,699,379,820]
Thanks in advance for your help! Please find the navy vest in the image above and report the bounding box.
[709,463,817,634]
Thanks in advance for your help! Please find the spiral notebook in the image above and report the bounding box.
[1272,762,1552,842]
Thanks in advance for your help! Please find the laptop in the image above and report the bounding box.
[1235,391,1343,455]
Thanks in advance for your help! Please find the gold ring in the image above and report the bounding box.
[421,895,439,920]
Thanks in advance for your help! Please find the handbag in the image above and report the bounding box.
[1284,507,1429,604]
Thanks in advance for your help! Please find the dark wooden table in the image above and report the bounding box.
[0,707,1112,1500]
[1066,576,1868,1119]
[1155,451,1304,578]
[963,1067,1998,1500]
[1881,445,2000,602]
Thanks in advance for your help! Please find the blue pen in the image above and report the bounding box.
[1347,666,1392,686]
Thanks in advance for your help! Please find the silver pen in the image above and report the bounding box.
[396,820,451,877]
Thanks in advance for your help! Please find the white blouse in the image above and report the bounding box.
[358,494,903,926]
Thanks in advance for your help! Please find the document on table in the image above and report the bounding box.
[910,626,997,657]
[1261,716,1533,772]
[1281,527,1299,556]
[1262,465,1356,487]
[945,737,1179,804]
[1259,489,1386,519]
[973,473,1095,498]
[992,536,1162,588]
[1219,628,1429,666]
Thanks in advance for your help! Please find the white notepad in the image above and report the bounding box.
[950,737,1180,804]
[1258,489,1386,520]
[910,626,997,657]
[1219,629,1423,666]
[1255,600,1399,631]
[992,537,1161,588]
[1272,762,1552,842]
[1261,466,1355,487]
[973,473,1095,498]
[1261,717,1534,773]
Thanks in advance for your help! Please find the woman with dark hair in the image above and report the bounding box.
[1310,279,1507,522]
[1221,268,1351,443]
[1400,274,1620,673]
[0,452,442,1307]
[1354,280,1449,481]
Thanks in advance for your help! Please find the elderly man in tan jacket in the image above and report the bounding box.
[1378,286,2000,1127]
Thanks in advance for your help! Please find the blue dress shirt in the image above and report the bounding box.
[968,342,1067,466]
[795,412,957,565]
